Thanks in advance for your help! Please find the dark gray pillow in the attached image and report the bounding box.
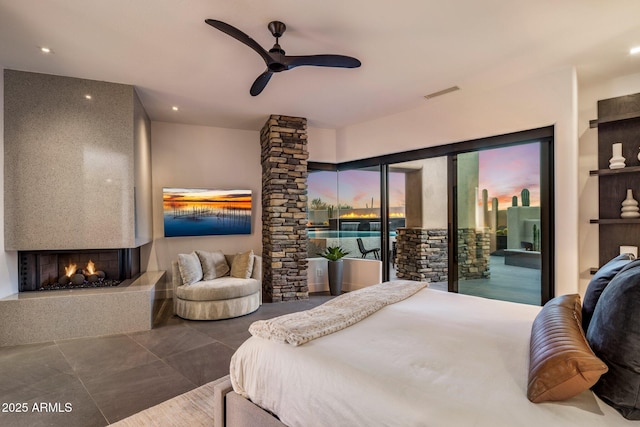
[582,253,634,332]
[586,259,640,420]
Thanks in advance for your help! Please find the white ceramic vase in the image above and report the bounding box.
[621,188,640,218]
[609,142,626,169]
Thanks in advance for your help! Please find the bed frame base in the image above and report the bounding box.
[213,375,287,427]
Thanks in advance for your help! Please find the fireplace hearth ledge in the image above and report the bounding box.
[0,271,165,347]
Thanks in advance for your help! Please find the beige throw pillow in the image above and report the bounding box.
[230,250,254,279]
[196,250,230,280]
[177,252,203,285]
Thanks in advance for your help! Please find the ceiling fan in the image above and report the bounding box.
[205,19,361,96]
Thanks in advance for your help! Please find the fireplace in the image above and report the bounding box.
[19,248,140,292]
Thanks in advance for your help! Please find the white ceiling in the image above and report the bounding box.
[1,0,640,131]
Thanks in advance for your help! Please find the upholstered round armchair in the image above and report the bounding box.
[172,250,262,320]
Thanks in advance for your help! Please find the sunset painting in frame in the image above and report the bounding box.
[163,188,252,237]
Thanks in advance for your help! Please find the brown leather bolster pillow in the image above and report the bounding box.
[527,294,608,403]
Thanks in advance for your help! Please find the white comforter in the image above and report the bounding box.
[230,288,632,427]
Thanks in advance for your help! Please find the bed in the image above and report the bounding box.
[213,279,638,426]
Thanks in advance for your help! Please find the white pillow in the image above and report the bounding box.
[177,252,203,285]
[196,249,230,280]
[230,250,254,279]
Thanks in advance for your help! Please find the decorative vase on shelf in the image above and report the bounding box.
[621,189,640,218]
[609,142,626,169]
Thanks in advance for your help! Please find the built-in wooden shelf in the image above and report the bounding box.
[589,166,640,176]
[590,110,640,128]
[590,218,640,224]
[596,111,640,125]
[593,92,640,265]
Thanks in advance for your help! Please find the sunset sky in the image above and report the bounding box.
[308,171,405,209]
[163,188,252,205]
[308,143,540,211]
[478,143,540,209]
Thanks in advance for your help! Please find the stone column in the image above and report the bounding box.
[396,228,448,282]
[260,115,309,302]
[457,228,490,279]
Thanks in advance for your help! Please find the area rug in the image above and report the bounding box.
[110,377,222,426]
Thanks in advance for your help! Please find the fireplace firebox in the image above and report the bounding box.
[19,248,140,292]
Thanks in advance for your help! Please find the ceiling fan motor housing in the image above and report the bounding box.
[268,21,286,38]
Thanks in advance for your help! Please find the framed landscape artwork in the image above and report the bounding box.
[163,188,252,237]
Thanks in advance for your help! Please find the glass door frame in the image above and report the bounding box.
[308,126,554,305]
[447,138,553,304]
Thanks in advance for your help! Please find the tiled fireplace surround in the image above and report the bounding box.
[0,70,162,347]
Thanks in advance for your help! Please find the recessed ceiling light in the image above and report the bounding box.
[630,46,640,55]
[39,46,52,54]
[84,94,92,100]
[172,106,179,111]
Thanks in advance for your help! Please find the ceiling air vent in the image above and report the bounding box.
[424,86,460,100]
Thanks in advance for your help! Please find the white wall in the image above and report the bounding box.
[145,122,263,293]
[577,72,640,294]
[336,67,579,296]
[421,157,448,229]
[404,157,448,229]
[307,127,337,163]
[0,67,19,298]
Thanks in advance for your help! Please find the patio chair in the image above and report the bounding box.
[357,238,380,260]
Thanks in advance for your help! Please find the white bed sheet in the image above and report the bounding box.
[230,288,632,427]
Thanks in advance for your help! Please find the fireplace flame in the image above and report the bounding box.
[85,260,96,276]
[65,263,77,277]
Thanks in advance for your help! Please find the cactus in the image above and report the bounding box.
[521,188,530,207]
[482,189,488,227]
[327,205,334,219]
[512,196,518,207]
[491,197,499,230]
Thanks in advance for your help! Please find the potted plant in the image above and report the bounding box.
[317,246,349,296]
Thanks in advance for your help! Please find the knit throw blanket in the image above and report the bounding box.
[248,280,428,346]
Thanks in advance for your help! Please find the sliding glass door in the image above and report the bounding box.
[453,143,543,305]
[336,167,382,261]
[306,167,381,262]
[308,127,553,305]
[387,158,448,288]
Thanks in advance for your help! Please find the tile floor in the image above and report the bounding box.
[0,294,333,427]
[0,262,540,427]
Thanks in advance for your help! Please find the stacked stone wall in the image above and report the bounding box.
[457,228,490,279]
[395,228,448,282]
[260,115,309,302]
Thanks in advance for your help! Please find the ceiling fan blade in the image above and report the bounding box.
[284,54,361,70]
[205,19,272,65]
[250,71,273,96]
